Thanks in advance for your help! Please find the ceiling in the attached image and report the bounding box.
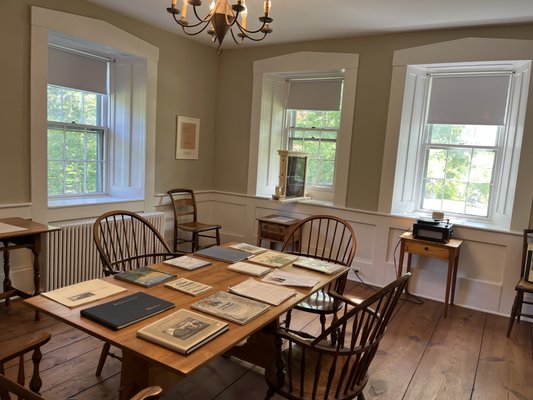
[85,0,533,50]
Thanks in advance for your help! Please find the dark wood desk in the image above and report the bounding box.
[25,257,345,399]
[397,232,463,317]
[0,218,59,318]
[256,215,301,249]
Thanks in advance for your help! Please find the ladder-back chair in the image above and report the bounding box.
[167,189,221,253]
[281,215,357,332]
[92,210,182,375]
[507,228,533,337]
[265,273,411,400]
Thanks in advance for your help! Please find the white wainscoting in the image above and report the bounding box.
[156,191,523,317]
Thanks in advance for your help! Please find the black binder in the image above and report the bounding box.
[80,292,175,330]
[194,246,251,263]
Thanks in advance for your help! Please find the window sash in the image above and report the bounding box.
[47,123,105,197]
[418,125,501,218]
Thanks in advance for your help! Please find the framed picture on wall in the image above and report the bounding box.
[176,116,200,159]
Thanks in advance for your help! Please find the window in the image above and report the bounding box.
[31,7,159,222]
[47,85,106,196]
[286,109,340,188]
[390,61,531,227]
[247,52,358,207]
[421,124,498,217]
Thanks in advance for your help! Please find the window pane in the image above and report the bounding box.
[445,149,471,181]
[429,124,498,146]
[466,183,490,216]
[64,162,85,194]
[47,128,65,160]
[65,130,85,160]
[48,161,65,195]
[442,181,467,213]
[470,150,495,183]
[422,179,444,210]
[86,129,104,161]
[426,148,447,179]
[83,92,98,125]
[317,160,335,185]
[62,90,83,124]
[47,86,62,122]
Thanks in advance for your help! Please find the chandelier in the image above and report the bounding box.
[167,0,273,53]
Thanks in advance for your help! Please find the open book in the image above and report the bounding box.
[137,309,228,355]
[228,278,296,306]
[113,266,176,287]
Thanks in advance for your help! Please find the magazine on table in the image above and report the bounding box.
[164,255,211,270]
[292,257,347,275]
[137,309,228,355]
[165,278,212,296]
[227,261,272,277]
[113,266,176,287]
[261,270,320,288]
[41,279,127,308]
[229,243,268,255]
[191,291,270,325]
[247,250,298,268]
[228,278,296,306]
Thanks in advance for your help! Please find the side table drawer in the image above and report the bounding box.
[261,222,285,234]
[404,241,449,259]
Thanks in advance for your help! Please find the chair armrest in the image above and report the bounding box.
[0,331,51,363]
[130,386,163,400]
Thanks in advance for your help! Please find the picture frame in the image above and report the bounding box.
[175,116,200,159]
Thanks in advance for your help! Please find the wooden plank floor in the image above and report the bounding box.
[1,281,532,400]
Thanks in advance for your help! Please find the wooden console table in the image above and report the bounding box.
[0,218,60,319]
[397,231,463,317]
[256,215,301,250]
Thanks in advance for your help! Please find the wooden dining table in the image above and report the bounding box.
[24,254,347,399]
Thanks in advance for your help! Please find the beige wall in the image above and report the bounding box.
[2,0,533,225]
[215,24,533,217]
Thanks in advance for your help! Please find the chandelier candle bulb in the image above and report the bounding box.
[241,6,247,29]
[181,0,188,19]
[264,0,271,15]
[172,0,177,8]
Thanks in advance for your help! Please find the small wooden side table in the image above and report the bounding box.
[397,231,463,317]
[256,215,301,250]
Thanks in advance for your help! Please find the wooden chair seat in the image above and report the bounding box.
[515,278,533,292]
[294,290,341,313]
[265,343,368,400]
[177,221,221,233]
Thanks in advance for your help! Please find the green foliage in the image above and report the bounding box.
[422,124,498,216]
[288,110,339,187]
[47,85,105,196]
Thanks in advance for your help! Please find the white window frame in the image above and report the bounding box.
[247,52,358,207]
[378,38,533,231]
[31,7,159,222]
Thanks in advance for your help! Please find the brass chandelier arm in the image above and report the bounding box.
[230,28,268,43]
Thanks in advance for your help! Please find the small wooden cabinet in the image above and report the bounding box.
[256,215,301,250]
[397,231,463,317]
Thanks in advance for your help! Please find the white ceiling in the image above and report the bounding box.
[85,0,533,50]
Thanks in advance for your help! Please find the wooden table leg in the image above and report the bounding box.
[450,250,460,305]
[443,252,455,318]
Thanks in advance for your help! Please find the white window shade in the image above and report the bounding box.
[427,74,510,125]
[48,47,107,94]
[286,79,343,111]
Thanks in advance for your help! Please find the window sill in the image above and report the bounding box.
[395,211,511,233]
[48,196,143,209]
